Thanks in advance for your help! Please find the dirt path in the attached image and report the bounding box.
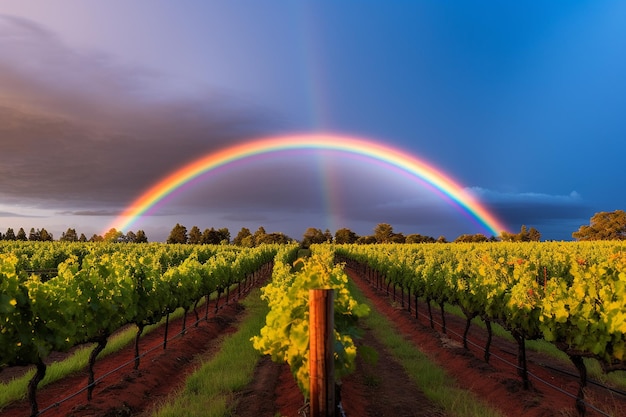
[343,267,626,417]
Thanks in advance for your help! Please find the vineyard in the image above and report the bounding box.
[2,241,626,416]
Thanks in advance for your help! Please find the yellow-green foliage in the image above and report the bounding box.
[251,245,369,398]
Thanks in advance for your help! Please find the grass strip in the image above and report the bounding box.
[0,281,255,408]
[150,288,267,417]
[0,299,210,408]
[350,281,506,417]
[439,303,626,390]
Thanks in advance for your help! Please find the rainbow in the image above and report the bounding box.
[105,133,508,236]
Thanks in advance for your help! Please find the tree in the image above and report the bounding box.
[217,228,231,244]
[89,234,104,242]
[104,228,123,243]
[356,235,377,244]
[301,227,325,248]
[373,223,394,243]
[16,228,27,241]
[188,226,202,244]
[406,233,436,244]
[167,223,188,244]
[233,227,252,246]
[79,233,88,242]
[334,228,359,244]
[501,225,541,242]
[454,233,489,243]
[201,228,222,245]
[258,232,290,244]
[390,233,406,243]
[125,231,137,243]
[135,230,148,243]
[252,227,267,246]
[29,228,39,241]
[528,227,541,242]
[60,228,78,242]
[323,229,333,243]
[39,228,53,241]
[573,210,626,241]
[4,228,16,241]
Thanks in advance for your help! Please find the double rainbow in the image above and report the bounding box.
[105,133,507,236]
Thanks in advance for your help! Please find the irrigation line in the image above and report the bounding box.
[541,363,626,398]
[359,271,617,417]
[35,281,258,416]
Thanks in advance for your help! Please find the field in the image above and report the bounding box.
[2,242,626,416]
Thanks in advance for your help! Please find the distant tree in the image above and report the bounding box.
[89,234,104,242]
[323,229,333,243]
[29,228,39,241]
[356,235,377,244]
[217,228,231,244]
[302,227,325,248]
[573,210,626,241]
[39,228,53,241]
[188,226,202,244]
[167,223,188,244]
[258,232,291,245]
[201,228,222,245]
[390,233,406,243]
[233,227,252,246]
[436,235,448,243]
[79,233,88,242]
[373,223,394,243]
[135,230,148,243]
[528,227,541,242]
[334,228,359,244]
[4,228,16,241]
[16,228,28,241]
[501,225,541,242]
[454,233,489,243]
[252,227,267,246]
[104,228,123,242]
[125,230,137,243]
[240,235,254,247]
[406,233,436,244]
[60,228,78,242]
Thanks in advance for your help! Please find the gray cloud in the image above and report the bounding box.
[0,15,275,212]
[0,210,42,218]
[468,188,594,239]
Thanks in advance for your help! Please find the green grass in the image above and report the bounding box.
[442,303,626,390]
[351,282,506,417]
[150,288,268,417]
[0,306,197,408]
[0,291,224,408]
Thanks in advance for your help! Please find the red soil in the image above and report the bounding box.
[3,266,626,417]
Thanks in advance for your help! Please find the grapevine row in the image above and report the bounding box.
[335,241,626,413]
[0,242,279,416]
[251,244,370,401]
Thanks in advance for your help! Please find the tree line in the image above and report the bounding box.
[2,210,625,244]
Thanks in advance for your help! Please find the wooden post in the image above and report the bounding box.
[309,289,335,417]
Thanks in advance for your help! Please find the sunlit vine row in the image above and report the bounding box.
[251,244,369,399]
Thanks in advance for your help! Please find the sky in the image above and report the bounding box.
[1,1,625,242]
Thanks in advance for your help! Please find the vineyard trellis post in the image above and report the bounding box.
[309,289,336,417]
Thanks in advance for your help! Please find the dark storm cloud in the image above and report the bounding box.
[472,189,590,224]
[0,15,274,212]
[470,188,593,239]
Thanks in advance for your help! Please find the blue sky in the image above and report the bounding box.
[1,1,624,242]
